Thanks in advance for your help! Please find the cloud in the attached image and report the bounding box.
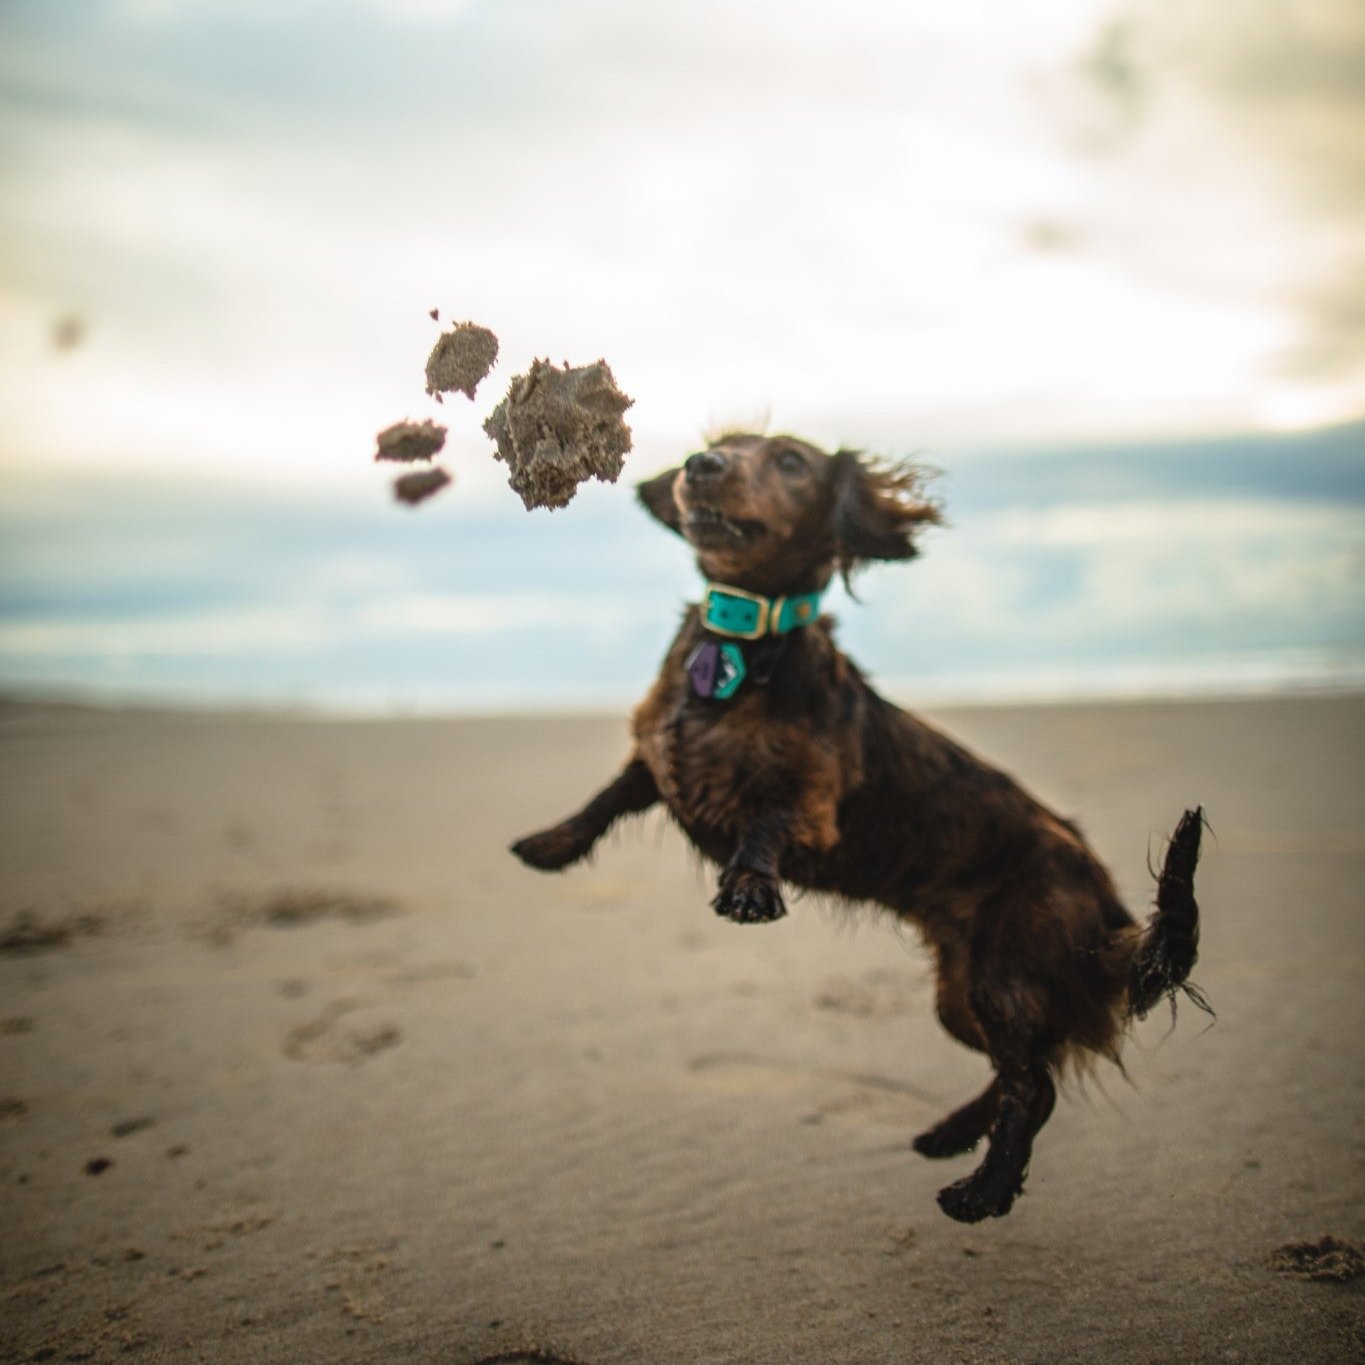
[1279,267,1365,383]
[0,605,337,657]
[1045,0,1365,395]
[1069,17,1150,152]
[1166,3,1365,385]
[2,435,1361,708]
[3,0,1363,493]
[0,588,652,659]
[876,495,1365,659]
[114,0,479,19]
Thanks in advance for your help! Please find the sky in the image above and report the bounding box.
[0,1,1362,709]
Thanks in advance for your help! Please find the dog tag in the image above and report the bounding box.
[686,641,746,700]
[686,641,718,696]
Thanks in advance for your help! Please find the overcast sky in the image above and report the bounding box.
[1,0,1362,500]
[0,2,1362,709]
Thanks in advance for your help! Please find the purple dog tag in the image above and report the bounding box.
[686,640,746,700]
[686,641,720,697]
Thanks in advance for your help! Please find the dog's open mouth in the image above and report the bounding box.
[683,505,763,545]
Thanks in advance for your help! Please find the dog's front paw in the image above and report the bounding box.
[936,1170,1023,1224]
[712,867,787,924]
[510,823,589,872]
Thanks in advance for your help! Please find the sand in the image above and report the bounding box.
[483,359,633,510]
[376,326,629,512]
[373,422,452,507]
[1,695,1362,1363]
[374,421,447,464]
[391,467,452,507]
[425,324,499,402]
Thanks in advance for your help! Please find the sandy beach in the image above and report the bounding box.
[1,695,1362,1364]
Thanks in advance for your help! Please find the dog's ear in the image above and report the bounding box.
[636,467,685,536]
[832,450,941,583]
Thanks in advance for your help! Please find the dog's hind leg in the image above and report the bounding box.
[914,1079,999,1159]
[933,920,1060,1222]
[914,952,998,1157]
[935,1059,1055,1222]
[511,758,659,871]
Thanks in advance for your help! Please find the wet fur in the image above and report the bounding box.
[512,433,1203,1223]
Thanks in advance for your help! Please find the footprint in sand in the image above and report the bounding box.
[688,1050,937,1103]
[814,968,927,1018]
[320,1244,399,1324]
[687,1050,941,1129]
[283,1000,403,1065]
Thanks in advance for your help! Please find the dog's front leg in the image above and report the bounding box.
[511,758,659,872]
[713,813,791,924]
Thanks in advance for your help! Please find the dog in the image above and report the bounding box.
[511,432,1204,1223]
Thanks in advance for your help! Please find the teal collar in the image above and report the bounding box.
[699,582,823,640]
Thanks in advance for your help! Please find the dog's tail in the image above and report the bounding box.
[1127,807,1209,1021]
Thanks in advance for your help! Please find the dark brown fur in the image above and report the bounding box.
[512,433,1204,1223]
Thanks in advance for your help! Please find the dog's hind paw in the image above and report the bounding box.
[936,1171,1023,1223]
[913,1125,983,1160]
[913,1082,999,1159]
[713,868,788,924]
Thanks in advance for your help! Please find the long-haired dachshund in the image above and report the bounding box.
[512,432,1205,1223]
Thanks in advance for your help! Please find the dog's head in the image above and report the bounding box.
[637,433,940,595]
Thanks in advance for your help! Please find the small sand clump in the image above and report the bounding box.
[375,420,446,464]
[425,322,499,401]
[393,467,452,506]
[482,358,633,511]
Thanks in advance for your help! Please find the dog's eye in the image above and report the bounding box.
[776,448,808,475]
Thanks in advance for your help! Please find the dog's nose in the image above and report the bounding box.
[684,450,727,483]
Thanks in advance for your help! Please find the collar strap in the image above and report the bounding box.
[700,583,823,640]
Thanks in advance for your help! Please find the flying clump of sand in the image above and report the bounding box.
[392,466,453,506]
[373,418,449,505]
[424,321,499,402]
[370,320,502,506]
[370,314,633,511]
[374,419,447,464]
[483,357,634,511]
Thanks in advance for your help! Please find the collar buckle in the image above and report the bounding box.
[701,584,772,640]
[701,583,822,640]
